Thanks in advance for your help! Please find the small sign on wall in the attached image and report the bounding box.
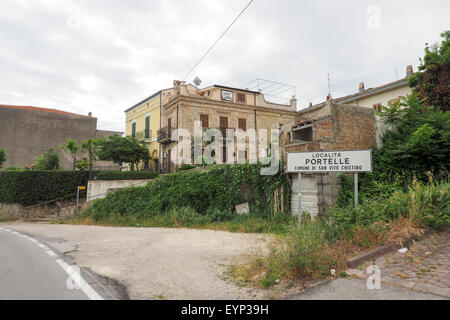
[221,90,234,102]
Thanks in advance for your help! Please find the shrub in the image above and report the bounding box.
[82,164,291,222]
[326,180,449,232]
[0,171,90,206]
[178,164,196,171]
[33,148,60,171]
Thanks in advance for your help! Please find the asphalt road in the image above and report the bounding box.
[0,227,92,300]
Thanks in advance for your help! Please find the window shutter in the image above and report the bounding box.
[132,122,136,138]
[200,114,209,128]
[238,119,246,131]
[220,117,228,128]
[145,116,150,138]
[237,93,246,103]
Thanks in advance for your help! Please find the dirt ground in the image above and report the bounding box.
[2,222,277,300]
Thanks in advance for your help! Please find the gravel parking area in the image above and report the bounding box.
[3,223,271,300]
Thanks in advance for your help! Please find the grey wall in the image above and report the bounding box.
[0,107,120,170]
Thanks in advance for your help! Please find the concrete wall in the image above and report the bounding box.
[87,179,153,201]
[0,106,121,170]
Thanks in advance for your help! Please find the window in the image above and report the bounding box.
[292,126,313,142]
[237,93,246,103]
[200,114,209,128]
[145,115,150,138]
[132,121,136,138]
[220,116,228,128]
[238,119,246,131]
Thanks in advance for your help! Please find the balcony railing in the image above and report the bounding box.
[157,126,174,144]
[135,130,152,143]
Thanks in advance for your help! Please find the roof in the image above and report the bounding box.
[125,88,173,113]
[311,77,410,109]
[0,104,94,118]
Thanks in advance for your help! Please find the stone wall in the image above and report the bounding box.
[286,101,376,217]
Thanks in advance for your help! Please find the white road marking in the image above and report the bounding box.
[0,228,103,300]
[46,250,57,258]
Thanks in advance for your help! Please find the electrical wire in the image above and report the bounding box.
[182,0,255,81]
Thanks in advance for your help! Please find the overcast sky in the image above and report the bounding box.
[0,0,449,132]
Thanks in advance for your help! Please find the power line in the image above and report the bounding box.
[182,0,255,82]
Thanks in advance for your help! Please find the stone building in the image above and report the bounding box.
[0,104,122,170]
[282,101,377,218]
[310,65,414,147]
[157,80,299,172]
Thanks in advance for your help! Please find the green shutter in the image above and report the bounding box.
[132,122,136,138]
[145,116,150,139]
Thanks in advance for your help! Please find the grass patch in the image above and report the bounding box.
[229,180,448,288]
[57,208,296,235]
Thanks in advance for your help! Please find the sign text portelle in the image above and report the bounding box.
[287,150,372,173]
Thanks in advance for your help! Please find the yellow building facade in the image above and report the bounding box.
[125,90,169,170]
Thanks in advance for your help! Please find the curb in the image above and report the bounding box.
[346,228,432,269]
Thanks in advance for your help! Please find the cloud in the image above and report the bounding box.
[0,0,448,131]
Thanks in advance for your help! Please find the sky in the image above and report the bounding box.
[0,0,449,132]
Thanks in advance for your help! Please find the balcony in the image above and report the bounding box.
[135,130,152,143]
[157,126,175,144]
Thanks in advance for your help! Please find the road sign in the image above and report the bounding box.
[78,186,86,190]
[287,150,373,231]
[287,150,372,173]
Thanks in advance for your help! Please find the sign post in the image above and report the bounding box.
[287,150,372,230]
[76,186,86,216]
[354,173,359,210]
[298,173,302,232]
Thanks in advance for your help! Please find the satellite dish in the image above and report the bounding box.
[193,77,202,87]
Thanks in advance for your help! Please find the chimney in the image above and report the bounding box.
[88,112,92,117]
[359,82,365,94]
[309,102,313,108]
[406,65,413,77]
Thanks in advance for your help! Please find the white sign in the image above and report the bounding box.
[221,90,234,101]
[287,150,372,173]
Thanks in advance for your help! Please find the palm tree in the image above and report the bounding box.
[60,140,79,171]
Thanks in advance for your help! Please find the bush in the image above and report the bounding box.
[93,171,159,180]
[177,164,196,171]
[326,179,449,232]
[0,171,90,206]
[82,164,291,222]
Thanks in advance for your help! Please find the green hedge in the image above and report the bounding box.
[0,171,90,206]
[83,164,291,221]
[93,171,159,180]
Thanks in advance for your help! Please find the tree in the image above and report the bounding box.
[97,135,150,170]
[409,31,450,111]
[76,158,90,171]
[60,140,79,171]
[0,149,5,169]
[82,138,100,178]
[33,148,60,171]
[375,92,450,181]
